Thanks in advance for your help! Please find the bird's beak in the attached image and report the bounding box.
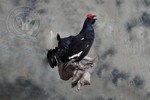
[93,15,97,20]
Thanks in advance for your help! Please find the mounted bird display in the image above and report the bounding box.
[47,14,97,68]
[61,13,97,62]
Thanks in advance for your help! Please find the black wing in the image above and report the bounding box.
[57,34,74,57]
[61,32,94,62]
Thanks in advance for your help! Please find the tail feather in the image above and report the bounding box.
[49,30,58,49]
[57,33,61,41]
[47,48,60,68]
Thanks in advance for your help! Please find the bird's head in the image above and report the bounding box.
[86,13,97,24]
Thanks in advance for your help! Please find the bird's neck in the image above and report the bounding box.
[79,22,94,40]
[81,21,94,33]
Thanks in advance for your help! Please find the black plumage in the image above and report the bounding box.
[57,34,74,57]
[47,14,97,68]
[47,34,74,68]
[61,14,97,62]
[47,47,59,68]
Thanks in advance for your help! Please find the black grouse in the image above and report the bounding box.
[61,13,97,62]
[47,14,97,68]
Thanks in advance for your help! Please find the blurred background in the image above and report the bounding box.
[0,0,150,100]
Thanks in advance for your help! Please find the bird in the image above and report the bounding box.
[61,13,97,62]
[47,14,97,68]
